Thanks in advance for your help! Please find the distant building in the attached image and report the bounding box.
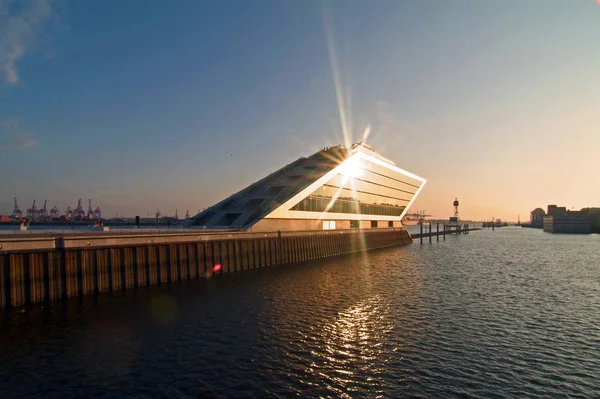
[530,208,546,226]
[543,215,592,234]
[580,208,600,233]
[547,205,567,217]
[528,204,599,233]
[187,143,426,232]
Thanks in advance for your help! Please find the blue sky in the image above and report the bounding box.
[1,0,600,220]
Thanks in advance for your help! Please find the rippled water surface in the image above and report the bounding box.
[1,228,599,398]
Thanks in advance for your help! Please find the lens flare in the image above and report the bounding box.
[323,6,352,150]
[343,159,362,178]
[361,124,372,144]
[322,5,373,256]
[212,264,222,273]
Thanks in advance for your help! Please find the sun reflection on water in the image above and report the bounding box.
[303,295,394,396]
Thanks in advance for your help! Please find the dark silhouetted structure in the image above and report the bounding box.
[530,208,546,227]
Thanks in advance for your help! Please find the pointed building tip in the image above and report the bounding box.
[351,141,373,150]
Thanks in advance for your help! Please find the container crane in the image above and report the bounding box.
[93,206,102,220]
[27,199,39,220]
[75,199,85,220]
[12,197,23,219]
[87,199,94,220]
[50,206,60,219]
[39,200,48,220]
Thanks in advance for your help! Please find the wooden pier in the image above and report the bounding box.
[412,223,481,244]
[0,228,411,309]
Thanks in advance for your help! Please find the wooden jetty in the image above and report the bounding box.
[412,223,481,244]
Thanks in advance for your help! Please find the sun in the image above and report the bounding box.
[343,157,363,178]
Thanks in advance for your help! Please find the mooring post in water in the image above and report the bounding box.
[420,222,423,244]
[429,223,432,243]
[443,224,446,240]
[437,223,439,241]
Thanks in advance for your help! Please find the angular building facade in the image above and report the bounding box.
[188,143,426,232]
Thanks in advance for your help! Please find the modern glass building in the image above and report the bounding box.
[188,143,426,232]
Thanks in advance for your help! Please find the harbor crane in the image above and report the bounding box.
[87,199,95,219]
[12,197,22,219]
[50,206,60,219]
[27,199,39,220]
[39,200,48,220]
[75,199,86,219]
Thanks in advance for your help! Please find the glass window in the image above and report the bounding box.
[328,174,415,200]
[289,155,422,217]
[357,157,422,189]
[291,195,406,216]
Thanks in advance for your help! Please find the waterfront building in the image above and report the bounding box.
[188,143,426,232]
[529,208,546,228]
[543,215,592,234]
[580,207,600,233]
[547,205,567,217]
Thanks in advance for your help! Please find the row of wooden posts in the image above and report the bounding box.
[0,228,412,309]
[414,223,474,244]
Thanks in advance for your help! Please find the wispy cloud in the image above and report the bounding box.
[0,116,38,149]
[0,132,38,149]
[0,0,58,84]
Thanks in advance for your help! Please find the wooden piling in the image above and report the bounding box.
[0,229,418,308]
[179,244,189,280]
[148,246,158,285]
[158,246,168,283]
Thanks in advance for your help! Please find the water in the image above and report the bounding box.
[0,228,598,398]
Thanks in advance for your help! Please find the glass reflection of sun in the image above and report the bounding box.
[343,157,363,178]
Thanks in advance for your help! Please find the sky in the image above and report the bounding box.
[1,0,600,221]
